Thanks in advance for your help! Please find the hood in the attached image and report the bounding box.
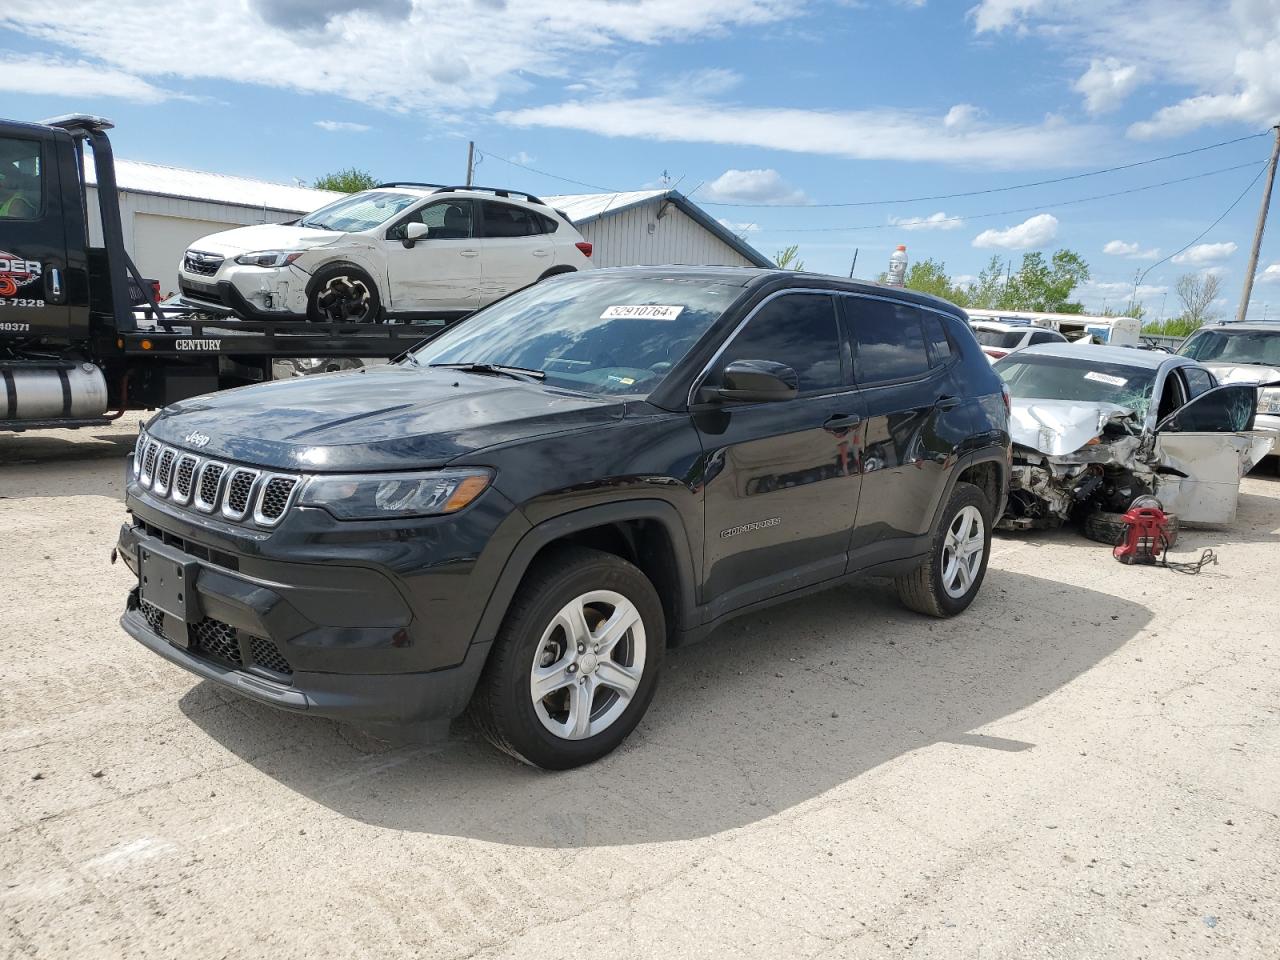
[186,223,342,256]
[1199,361,1280,386]
[1009,398,1136,456]
[146,366,625,471]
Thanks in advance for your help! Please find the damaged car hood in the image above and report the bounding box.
[1198,361,1280,387]
[1009,399,1136,456]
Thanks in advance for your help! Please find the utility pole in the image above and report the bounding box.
[1236,123,1280,323]
[465,141,475,186]
[849,248,858,278]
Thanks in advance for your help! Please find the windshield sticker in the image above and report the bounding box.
[601,304,685,321]
[1084,371,1127,387]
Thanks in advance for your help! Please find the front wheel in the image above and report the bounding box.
[469,546,665,769]
[895,481,993,617]
[306,265,381,323]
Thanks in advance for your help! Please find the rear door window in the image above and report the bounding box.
[1181,365,1215,399]
[712,293,844,394]
[481,201,553,238]
[847,298,932,383]
[0,136,42,220]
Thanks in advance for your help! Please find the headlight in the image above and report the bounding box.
[1259,387,1280,415]
[299,469,492,520]
[233,250,304,268]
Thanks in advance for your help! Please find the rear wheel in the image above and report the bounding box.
[895,481,993,617]
[469,546,665,769]
[306,264,381,323]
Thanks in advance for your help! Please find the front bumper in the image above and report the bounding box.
[178,263,310,320]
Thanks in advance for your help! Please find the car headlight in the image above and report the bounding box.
[1260,386,1280,415]
[233,250,304,268]
[299,469,492,520]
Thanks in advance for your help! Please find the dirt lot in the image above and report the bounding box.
[2,415,1278,959]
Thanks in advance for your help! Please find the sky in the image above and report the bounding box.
[4,0,1280,321]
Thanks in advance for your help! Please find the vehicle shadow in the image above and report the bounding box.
[0,430,136,467]
[179,569,1149,847]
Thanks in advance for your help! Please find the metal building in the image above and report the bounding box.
[82,162,772,295]
[547,190,773,269]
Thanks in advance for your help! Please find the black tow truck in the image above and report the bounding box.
[0,114,451,432]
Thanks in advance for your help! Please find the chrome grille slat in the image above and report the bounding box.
[139,439,159,487]
[254,475,299,526]
[172,454,199,504]
[193,461,227,513]
[136,441,301,528]
[221,468,259,521]
[153,448,177,496]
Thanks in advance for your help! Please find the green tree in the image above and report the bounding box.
[774,244,806,271]
[1171,272,1222,330]
[998,249,1090,313]
[311,167,378,193]
[965,255,1008,309]
[901,258,971,306]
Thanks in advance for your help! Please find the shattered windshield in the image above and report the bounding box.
[1177,329,1280,366]
[995,354,1157,416]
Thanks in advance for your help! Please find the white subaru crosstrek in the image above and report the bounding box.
[177,184,594,322]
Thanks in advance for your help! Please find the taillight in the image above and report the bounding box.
[986,349,1008,360]
[575,241,593,258]
[1001,383,1011,416]
[150,281,161,301]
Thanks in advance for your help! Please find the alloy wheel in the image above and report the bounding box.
[315,275,373,322]
[941,505,985,599]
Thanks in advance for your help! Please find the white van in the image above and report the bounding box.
[966,310,1141,348]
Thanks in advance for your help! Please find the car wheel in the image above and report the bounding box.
[469,545,665,769]
[895,481,992,617]
[307,265,381,323]
[1082,509,1180,548]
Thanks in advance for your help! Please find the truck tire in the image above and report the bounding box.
[895,481,993,618]
[469,545,665,769]
[1082,510,1180,548]
[307,264,381,323]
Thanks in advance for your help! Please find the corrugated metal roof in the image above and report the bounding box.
[84,158,341,214]
[547,189,773,268]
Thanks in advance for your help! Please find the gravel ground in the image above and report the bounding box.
[2,415,1278,959]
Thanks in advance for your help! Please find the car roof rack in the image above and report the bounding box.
[376,182,546,206]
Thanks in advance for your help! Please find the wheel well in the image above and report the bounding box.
[956,460,1002,510]
[537,265,577,282]
[524,519,683,644]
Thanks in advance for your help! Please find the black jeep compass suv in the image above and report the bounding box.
[119,267,1010,769]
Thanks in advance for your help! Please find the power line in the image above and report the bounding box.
[769,159,1267,233]
[696,131,1272,208]
[478,148,621,193]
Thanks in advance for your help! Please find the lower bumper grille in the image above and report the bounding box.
[139,599,293,678]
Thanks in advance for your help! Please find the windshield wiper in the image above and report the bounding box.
[299,220,334,230]
[428,362,546,383]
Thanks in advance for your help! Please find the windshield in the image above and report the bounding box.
[299,191,420,232]
[1178,329,1280,366]
[410,275,743,396]
[995,353,1157,415]
[973,329,1025,349]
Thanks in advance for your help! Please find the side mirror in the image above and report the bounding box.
[714,359,799,403]
[402,221,429,248]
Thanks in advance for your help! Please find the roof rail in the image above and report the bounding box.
[375,182,449,190]
[41,114,115,136]
[374,182,546,205]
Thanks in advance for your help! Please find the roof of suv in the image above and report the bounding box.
[1012,341,1192,370]
[1197,321,1280,334]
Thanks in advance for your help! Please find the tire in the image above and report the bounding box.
[469,545,665,770]
[1083,510,1180,548]
[895,481,993,617]
[306,264,381,323]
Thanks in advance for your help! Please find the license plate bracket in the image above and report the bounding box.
[139,541,198,633]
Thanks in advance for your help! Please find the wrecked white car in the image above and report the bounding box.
[993,344,1273,532]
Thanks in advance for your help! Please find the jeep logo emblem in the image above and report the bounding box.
[184,431,211,449]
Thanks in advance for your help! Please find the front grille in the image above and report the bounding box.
[137,599,292,679]
[222,469,256,519]
[183,250,223,276]
[191,617,241,665]
[195,463,226,511]
[154,449,176,495]
[134,517,238,570]
[135,437,301,528]
[257,477,298,522]
[249,636,293,676]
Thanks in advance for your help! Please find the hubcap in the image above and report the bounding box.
[315,275,372,322]
[529,590,646,741]
[941,505,985,599]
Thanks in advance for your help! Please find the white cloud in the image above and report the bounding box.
[701,169,807,205]
[1171,241,1238,266]
[1074,57,1140,114]
[889,211,963,231]
[944,104,981,129]
[509,150,537,164]
[314,120,371,132]
[969,0,1047,32]
[0,0,794,113]
[1259,263,1280,284]
[953,274,978,287]
[972,213,1059,249]
[502,100,1102,168]
[0,54,177,102]
[717,218,761,234]
[1103,239,1160,260]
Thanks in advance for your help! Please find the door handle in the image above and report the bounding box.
[824,413,863,432]
[532,249,550,257]
[934,396,961,411]
[46,266,64,303]
[460,249,479,258]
